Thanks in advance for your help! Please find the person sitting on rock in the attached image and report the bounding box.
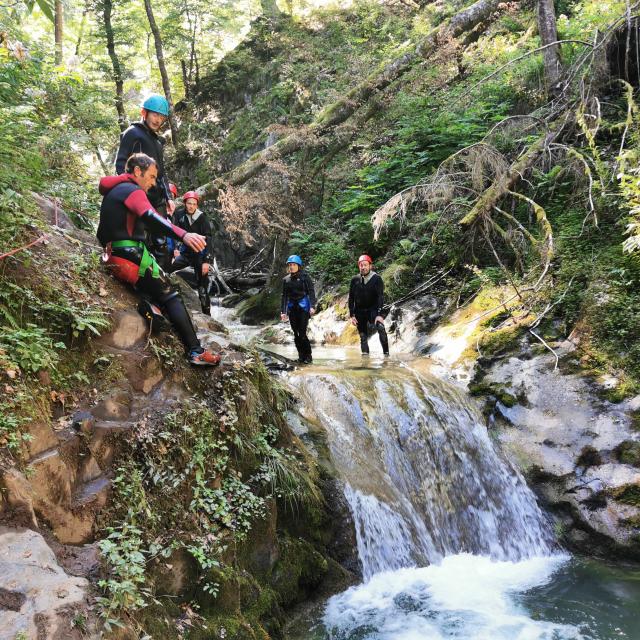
[169,191,213,315]
[280,255,316,364]
[348,254,389,356]
[97,152,220,366]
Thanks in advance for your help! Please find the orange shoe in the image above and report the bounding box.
[188,349,221,366]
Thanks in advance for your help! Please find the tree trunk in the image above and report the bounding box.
[460,121,563,226]
[537,0,561,94]
[181,59,190,99]
[99,0,128,132]
[75,2,88,57]
[54,0,63,65]
[260,0,283,19]
[198,0,504,196]
[143,0,180,144]
[194,49,200,90]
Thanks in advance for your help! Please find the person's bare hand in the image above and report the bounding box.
[310,307,315,317]
[202,262,210,276]
[375,316,384,325]
[280,313,288,322]
[173,249,180,258]
[350,317,357,327]
[183,232,206,252]
[167,199,176,215]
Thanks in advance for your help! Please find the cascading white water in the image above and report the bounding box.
[286,364,581,639]
[343,484,434,580]
[292,365,555,580]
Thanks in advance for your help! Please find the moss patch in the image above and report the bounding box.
[468,381,518,408]
[238,289,281,325]
[610,483,640,507]
[575,445,603,469]
[614,441,640,467]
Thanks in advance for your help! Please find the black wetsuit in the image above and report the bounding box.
[169,207,213,314]
[98,174,201,354]
[115,121,173,270]
[281,272,316,362]
[348,271,389,355]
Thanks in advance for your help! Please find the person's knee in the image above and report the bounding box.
[139,272,179,306]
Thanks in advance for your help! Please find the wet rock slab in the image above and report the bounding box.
[0,527,95,639]
[484,344,640,556]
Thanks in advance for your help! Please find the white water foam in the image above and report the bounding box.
[323,553,583,640]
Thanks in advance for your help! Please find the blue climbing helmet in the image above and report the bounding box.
[287,255,303,267]
[141,94,170,116]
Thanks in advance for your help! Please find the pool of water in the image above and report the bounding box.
[286,554,640,640]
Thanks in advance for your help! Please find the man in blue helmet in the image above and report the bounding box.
[280,255,316,364]
[115,94,175,271]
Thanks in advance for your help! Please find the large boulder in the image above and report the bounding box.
[483,344,640,558]
[0,527,98,639]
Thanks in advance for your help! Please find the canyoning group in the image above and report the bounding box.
[97,93,390,366]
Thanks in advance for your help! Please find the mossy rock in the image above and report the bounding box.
[478,326,524,357]
[468,381,518,408]
[270,536,328,607]
[610,483,640,507]
[198,566,241,615]
[575,445,603,469]
[188,613,267,640]
[238,289,281,324]
[134,601,182,639]
[614,440,640,467]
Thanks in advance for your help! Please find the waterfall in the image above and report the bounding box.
[292,366,555,579]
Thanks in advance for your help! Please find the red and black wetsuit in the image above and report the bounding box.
[97,174,202,353]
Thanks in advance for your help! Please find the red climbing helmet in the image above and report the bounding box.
[168,183,178,198]
[358,254,373,266]
[183,190,199,203]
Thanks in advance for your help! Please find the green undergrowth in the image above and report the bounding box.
[189,2,418,162]
[96,358,330,636]
[0,221,112,457]
[189,0,640,396]
[0,28,114,460]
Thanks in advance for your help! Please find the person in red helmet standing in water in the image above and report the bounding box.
[170,191,213,315]
[348,254,389,356]
[97,153,220,366]
[115,94,176,271]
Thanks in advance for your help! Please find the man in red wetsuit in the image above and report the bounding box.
[97,153,220,366]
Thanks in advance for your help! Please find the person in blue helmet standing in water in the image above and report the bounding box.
[115,94,176,271]
[280,255,316,364]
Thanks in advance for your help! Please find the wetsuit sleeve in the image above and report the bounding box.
[348,277,355,316]
[375,275,384,316]
[305,274,317,308]
[202,216,213,263]
[115,129,142,175]
[281,278,288,314]
[123,190,186,241]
